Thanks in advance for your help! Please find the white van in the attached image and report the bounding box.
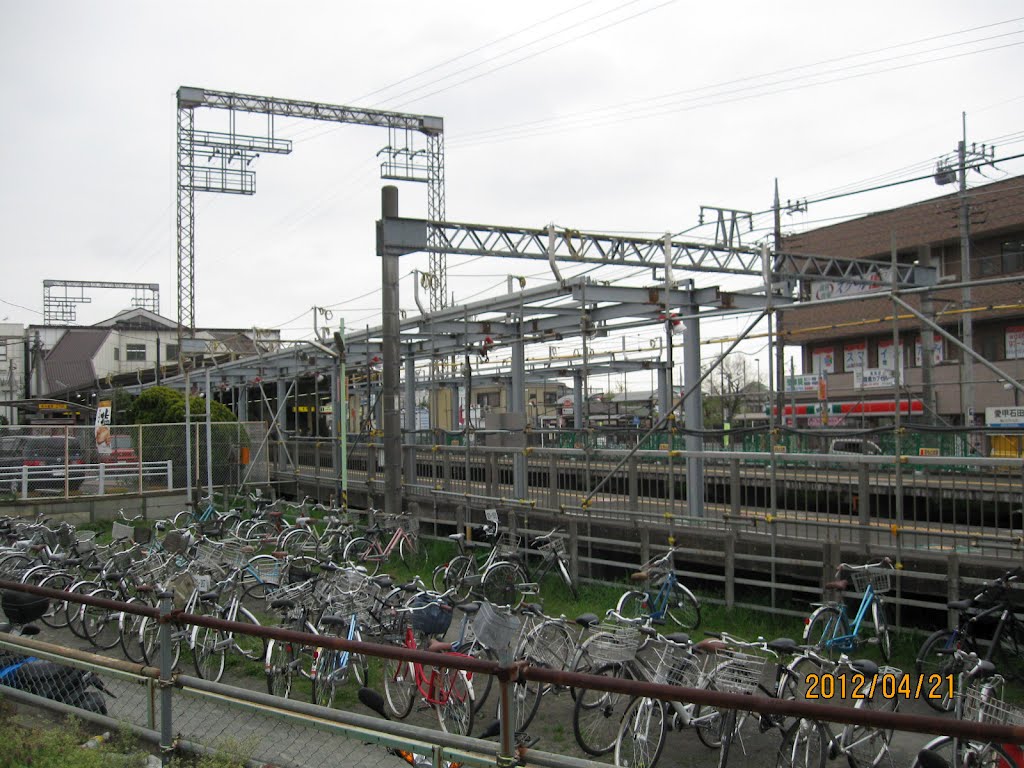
[829,438,882,456]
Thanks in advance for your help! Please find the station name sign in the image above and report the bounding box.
[986,407,1024,427]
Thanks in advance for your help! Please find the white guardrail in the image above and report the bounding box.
[0,461,173,499]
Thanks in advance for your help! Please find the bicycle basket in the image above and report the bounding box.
[639,641,699,687]
[269,579,318,612]
[588,621,642,665]
[850,566,893,595]
[327,588,375,620]
[472,601,521,653]
[963,681,1024,725]
[709,648,768,695]
[246,557,282,586]
[371,605,407,642]
[495,532,521,558]
[409,594,453,636]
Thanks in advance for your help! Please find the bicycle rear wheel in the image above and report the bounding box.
[909,736,1017,768]
[871,600,892,662]
[840,676,899,768]
[615,590,649,621]
[265,639,295,699]
[480,561,529,609]
[342,537,380,576]
[915,629,960,713]
[83,588,122,650]
[803,605,850,660]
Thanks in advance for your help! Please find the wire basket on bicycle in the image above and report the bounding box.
[638,640,700,687]
[472,601,521,653]
[962,680,1024,725]
[588,621,642,665]
[409,594,454,637]
[709,647,768,695]
[850,566,893,595]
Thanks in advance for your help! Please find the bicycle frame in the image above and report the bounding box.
[817,584,877,653]
[643,572,680,622]
[397,625,472,708]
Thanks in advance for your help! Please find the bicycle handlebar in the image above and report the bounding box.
[835,557,892,574]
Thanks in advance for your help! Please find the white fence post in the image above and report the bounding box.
[98,462,105,495]
[166,460,173,491]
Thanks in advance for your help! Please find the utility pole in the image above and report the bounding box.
[935,114,995,440]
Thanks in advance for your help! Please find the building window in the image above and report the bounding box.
[1002,241,1024,274]
[126,344,146,362]
[0,344,6,362]
[165,344,179,360]
[113,347,119,361]
[544,391,558,406]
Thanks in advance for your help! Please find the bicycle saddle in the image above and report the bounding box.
[766,638,799,655]
[947,598,975,610]
[456,602,481,614]
[630,571,650,582]
[575,613,600,628]
[427,638,455,653]
[850,659,879,676]
[694,638,727,653]
[665,632,691,646]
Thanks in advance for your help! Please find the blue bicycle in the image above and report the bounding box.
[311,581,371,708]
[803,558,894,661]
[614,547,701,630]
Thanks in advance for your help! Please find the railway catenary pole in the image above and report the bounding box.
[381,186,403,517]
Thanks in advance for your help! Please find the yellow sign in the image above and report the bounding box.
[918,447,940,457]
[37,403,67,411]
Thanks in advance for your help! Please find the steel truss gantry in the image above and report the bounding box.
[43,280,160,325]
[381,218,937,289]
[175,86,446,345]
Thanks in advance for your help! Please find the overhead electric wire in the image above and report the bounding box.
[450,33,1024,149]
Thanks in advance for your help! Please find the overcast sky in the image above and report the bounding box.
[2,1,1023,377]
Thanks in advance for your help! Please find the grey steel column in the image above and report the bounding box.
[512,324,527,500]
[683,303,705,517]
[381,186,403,516]
[276,379,288,474]
[404,353,417,488]
[657,366,671,421]
[237,384,248,422]
[158,591,173,766]
[204,368,213,494]
[450,383,461,431]
[573,372,584,431]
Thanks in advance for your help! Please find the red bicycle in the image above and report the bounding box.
[382,593,475,736]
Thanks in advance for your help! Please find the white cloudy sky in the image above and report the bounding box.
[2,1,1023,376]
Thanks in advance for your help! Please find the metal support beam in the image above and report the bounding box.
[511,324,527,500]
[683,302,704,518]
[404,354,417,487]
[380,187,403,517]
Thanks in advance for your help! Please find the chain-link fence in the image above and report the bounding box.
[0,422,269,502]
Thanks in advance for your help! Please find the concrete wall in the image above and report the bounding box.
[0,490,190,526]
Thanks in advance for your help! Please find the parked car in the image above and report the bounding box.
[828,438,883,456]
[0,435,86,491]
[99,434,139,464]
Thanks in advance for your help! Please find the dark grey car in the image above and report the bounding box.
[0,435,86,491]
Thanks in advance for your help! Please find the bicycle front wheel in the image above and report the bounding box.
[993,621,1024,682]
[399,534,421,568]
[383,654,416,719]
[616,590,649,621]
[443,555,476,603]
[803,605,850,660]
[910,736,1017,768]
[436,667,474,737]
[667,582,701,630]
[840,675,899,768]
[83,588,122,650]
[871,600,892,662]
[193,622,227,682]
[280,528,319,559]
[615,696,667,768]
[312,648,341,709]
[265,639,295,699]
[573,661,632,756]
[776,719,828,768]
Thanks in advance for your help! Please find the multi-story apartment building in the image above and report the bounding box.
[777,173,1024,452]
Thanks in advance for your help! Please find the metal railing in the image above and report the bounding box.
[1,579,1022,768]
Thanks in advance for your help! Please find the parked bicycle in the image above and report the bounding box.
[803,558,894,661]
[916,565,1024,712]
[616,546,702,630]
[911,648,1023,768]
[343,511,421,575]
